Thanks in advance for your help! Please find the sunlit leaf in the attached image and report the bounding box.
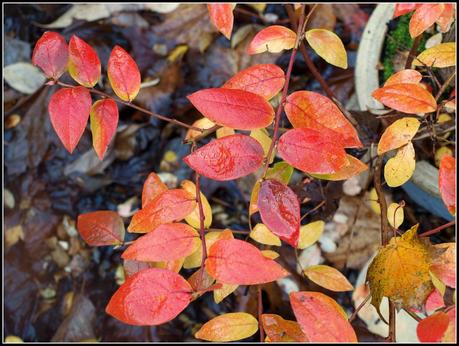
[258,179,300,247]
[297,221,324,249]
[48,87,92,153]
[90,99,118,160]
[195,313,258,342]
[438,154,456,215]
[247,25,297,54]
[250,223,281,246]
[141,172,168,208]
[106,268,192,325]
[207,4,234,39]
[108,45,141,102]
[387,202,405,228]
[68,35,101,87]
[216,127,235,138]
[250,128,274,163]
[409,4,444,38]
[417,312,450,342]
[128,189,196,233]
[290,291,357,342]
[213,283,238,304]
[205,239,289,284]
[181,180,212,229]
[187,88,274,130]
[261,314,308,342]
[32,31,68,79]
[303,265,353,292]
[377,117,420,155]
[305,29,347,68]
[261,250,279,259]
[77,210,125,246]
[384,69,422,86]
[384,142,416,187]
[185,118,215,142]
[414,42,456,68]
[183,134,264,181]
[310,155,368,181]
[223,64,285,100]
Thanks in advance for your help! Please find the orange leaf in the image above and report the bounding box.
[393,3,418,18]
[183,134,264,181]
[187,88,274,130]
[303,265,353,292]
[223,64,285,100]
[106,268,192,325]
[285,91,362,148]
[278,128,348,174]
[372,83,436,114]
[185,118,215,142]
[431,242,456,288]
[205,239,289,285]
[305,29,347,68]
[290,291,357,342]
[207,4,234,39]
[141,172,168,208]
[438,154,456,215]
[414,42,456,68]
[128,189,196,233]
[384,69,422,86]
[377,117,420,155]
[417,312,450,342]
[261,314,308,342]
[48,87,92,153]
[409,4,445,38]
[107,45,141,102]
[90,99,118,160]
[122,223,199,262]
[195,313,258,342]
[77,210,125,246]
[436,4,455,32]
[68,35,101,87]
[247,25,296,54]
[310,155,368,181]
[32,31,68,79]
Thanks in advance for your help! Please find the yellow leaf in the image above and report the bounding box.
[377,117,420,155]
[152,257,185,273]
[250,128,274,163]
[261,250,280,259]
[369,187,381,215]
[250,223,281,246]
[305,29,347,69]
[249,181,261,216]
[435,146,453,167]
[413,42,456,68]
[5,336,24,343]
[303,265,353,292]
[167,44,188,63]
[216,127,235,138]
[367,224,437,319]
[384,142,416,187]
[214,283,238,304]
[387,202,404,228]
[185,118,215,141]
[297,220,324,249]
[310,155,368,181]
[184,230,233,269]
[429,271,446,296]
[247,3,266,13]
[195,312,258,341]
[181,180,212,229]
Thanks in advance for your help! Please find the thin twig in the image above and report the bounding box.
[405,35,422,69]
[435,72,456,101]
[419,220,455,237]
[258,286,265,342]
[349,293,371,323]
[300,200,325,221]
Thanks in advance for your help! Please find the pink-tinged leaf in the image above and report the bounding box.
[409,4,445,38]
[107,45,141,102]
[205,239,289,285]
[247,25,297,54]
[123,259,151,278]
[90,99,118,160]
[393,3,419,18]
[207,4,234,39]
[68,35,101,87]
[425,289,445,313]
[417,312,449,342]
[142,172,168,208]
[431,242,456,288]
[278,128,348,174]
[290,291,357,342]
[443,307,456,342]
[32,31,68,79]
[128,189,196,233]
[284,91,362,148]
[438,155,456,215]
[310,155,368,181]
[106,268,192,326]
[48,87,92,153]
[384,69,422,86]
[77,210,125,246]
[183,134,264,181]
[258,179,300,247]
[222,64,285,100]
[372,83,437,114]
[122,223,199,262]
[436,4,455,32]
[187,88,274,130]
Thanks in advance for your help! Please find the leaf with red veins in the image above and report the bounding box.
[90,99,118,160]
[77,210,125,246]
[68,35,101,87]
[107,45,141,102]
[32,31,68,79]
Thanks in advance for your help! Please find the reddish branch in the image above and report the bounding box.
[419,220,455,237]
[405,35,422,69]
[258,286,264,342]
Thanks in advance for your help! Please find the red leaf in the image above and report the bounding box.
[142,172,168,208]
[106,268,192,325]
[247,25,297,54]
[68,35,101,87]
[77,210,125,246]
[48,87,92,153]
[285,91,362,148]
[187,88,274,130]
[205,239,289,285]
[128,189,196,233]
[393,3,418,18]
[439,155,456,215]
[278,128,348,174]
[90,99,118,160]
[32,31,68,80]
[436,4,455,32]
[417,312,450,342]
[409,4,445,38]
[372,83,437,114]
[207,4,234,39]
[223,64,285,100]
[290,291,357,342]
[107,45,141,102]
[384,69,422,86]
[183,134,264,181]
[258,179,300,247]
[122,223,199,262]
[425,289,445,313]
